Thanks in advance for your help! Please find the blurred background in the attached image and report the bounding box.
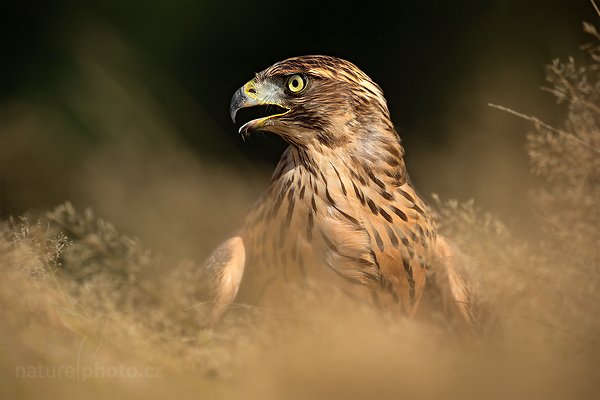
[2,3,599,399]
[0,0,594,257]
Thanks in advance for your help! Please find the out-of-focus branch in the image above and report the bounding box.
[591,0,600,18]
[488,103,600,156]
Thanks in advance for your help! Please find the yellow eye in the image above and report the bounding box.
[286,74,306,93]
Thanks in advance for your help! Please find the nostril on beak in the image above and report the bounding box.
[248,87,256,94]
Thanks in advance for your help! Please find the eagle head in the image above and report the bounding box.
[230,55,395,149]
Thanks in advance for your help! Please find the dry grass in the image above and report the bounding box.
[1,18,599,400]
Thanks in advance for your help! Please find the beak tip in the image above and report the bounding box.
[230,87,246,124]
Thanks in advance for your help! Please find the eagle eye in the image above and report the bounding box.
[286,74,306,94]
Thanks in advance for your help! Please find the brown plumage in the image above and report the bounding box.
[203,55,483,331]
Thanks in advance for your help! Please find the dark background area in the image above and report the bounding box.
[0,0,595,222]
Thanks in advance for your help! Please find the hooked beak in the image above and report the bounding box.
[230,79,289,137]
[229,86,252,123]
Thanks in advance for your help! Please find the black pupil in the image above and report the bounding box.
[292,79,299,87]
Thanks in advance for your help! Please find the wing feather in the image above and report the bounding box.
[201,236,246,324]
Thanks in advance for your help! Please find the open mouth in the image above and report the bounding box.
[234,104,289,134]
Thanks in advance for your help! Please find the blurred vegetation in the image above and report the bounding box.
[1,1,599,399]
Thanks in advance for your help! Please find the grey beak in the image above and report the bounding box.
[230,87,248,123]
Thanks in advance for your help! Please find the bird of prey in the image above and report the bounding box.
[203,55,480,332]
